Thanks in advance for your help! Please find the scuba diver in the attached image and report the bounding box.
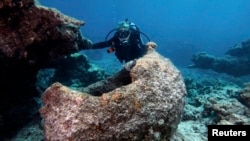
[90,19,156,64]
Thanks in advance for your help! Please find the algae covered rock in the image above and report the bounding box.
[239,82,250,108]
[40,47,187,141]
[0,0,91,137]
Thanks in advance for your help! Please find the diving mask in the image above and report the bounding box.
[117,28,131,38]
[117,28,131,45]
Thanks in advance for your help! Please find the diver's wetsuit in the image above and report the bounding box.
[92,28,146,63]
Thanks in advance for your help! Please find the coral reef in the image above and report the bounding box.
[225,39,250,58]
[170,69,250,141]
[238,82,250,108]
[11,116,44,141]
[36,53,108,93]
[188,39,250,77]
[40,47,187,141]
[208,98,250,125]
[0,0,91,139]
[184,74,249,126]
[0,0,90,64]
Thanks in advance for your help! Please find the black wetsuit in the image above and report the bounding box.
[92,27,146,63]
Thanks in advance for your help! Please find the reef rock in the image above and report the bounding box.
[36,53,108,94]
[188,39,250,77]
[225,39,250,58]
[0,0,90,138]
[209,98,250,125]
[40,47,187,141]
[0,0,90,65]
[239,82,250,108]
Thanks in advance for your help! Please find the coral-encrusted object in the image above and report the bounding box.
[40,47,187,141]
[0,0,91,137]
[0,0,90,65]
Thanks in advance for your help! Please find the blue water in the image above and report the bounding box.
[40,0,250,67]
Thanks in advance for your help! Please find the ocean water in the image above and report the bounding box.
[40,0,250,67]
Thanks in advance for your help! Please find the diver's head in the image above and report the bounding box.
[117,21,131,38]
[117,21,131,44]
[117,21,130,30]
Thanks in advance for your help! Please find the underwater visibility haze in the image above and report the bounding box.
[41,0,250,66]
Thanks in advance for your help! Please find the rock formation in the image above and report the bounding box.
[238,82,250,108]
[36,53,108,94]
[0,0,90,65]
[0,0,91,138]
[40,47,187,141]
[188,39,250,77]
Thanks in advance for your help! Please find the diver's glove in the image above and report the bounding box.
[124,59,136,71]
[146,41,157,49]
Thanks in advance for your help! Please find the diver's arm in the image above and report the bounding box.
[91,40,112,49]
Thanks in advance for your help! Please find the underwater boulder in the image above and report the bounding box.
[40,47,187,141]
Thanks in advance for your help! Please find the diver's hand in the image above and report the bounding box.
[86,39,93,49]
[80,38,93,50]
[124,60,136,71]
[146,41,157,49]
